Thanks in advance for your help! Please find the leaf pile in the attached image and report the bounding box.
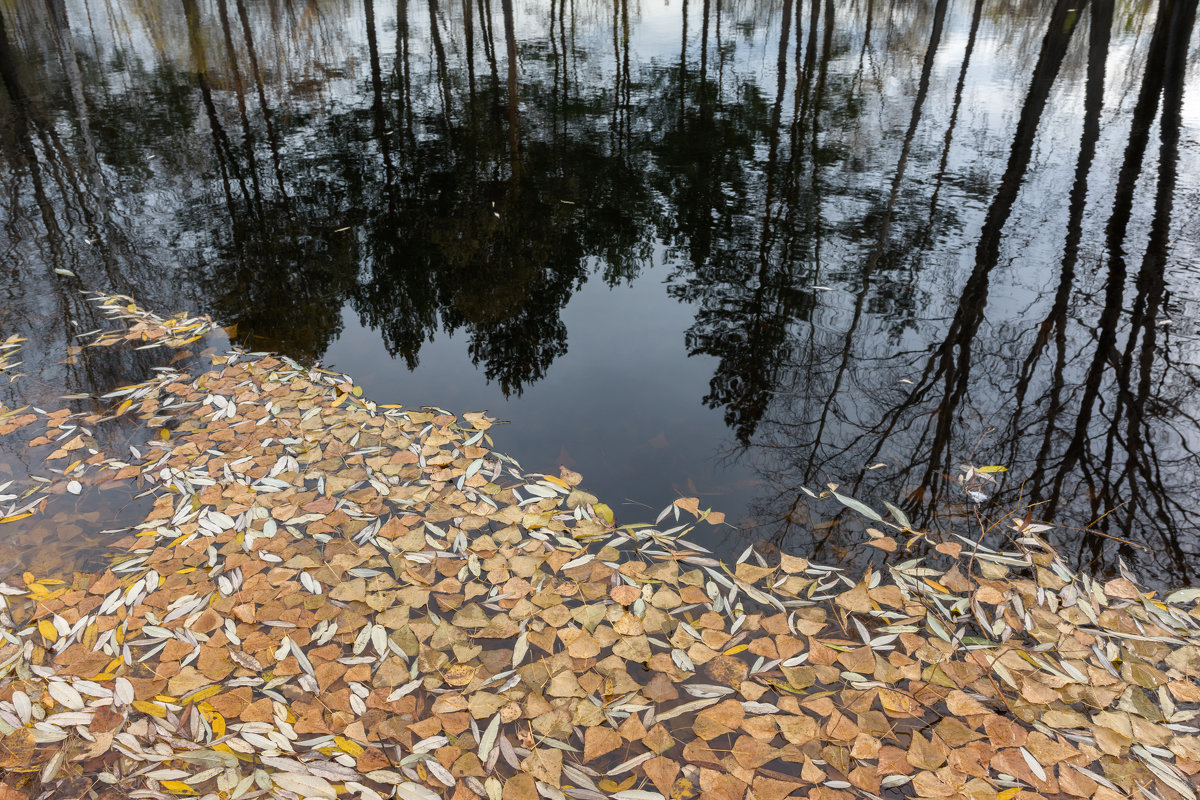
[2,298,1200,800]
[0,336,23,383]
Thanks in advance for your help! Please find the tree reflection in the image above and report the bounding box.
[745,0,1200,582]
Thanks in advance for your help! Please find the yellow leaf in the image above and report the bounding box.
[199,703,226,737]
[160,780,197,795]
[38,619,58,643]
[186,685,222,704]
[335,736,364,756]
[132,700,167,718]
[978,465,1007,473]
[599,776,636,793]
[159,428,170,441]
[996,789,1020,800]
[117,399,133,415]
[723,644,749,656]
[1,512,35,524]
[669,776,697,800]
[593,503,614,524]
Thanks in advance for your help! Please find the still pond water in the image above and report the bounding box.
[2,0,1200,583]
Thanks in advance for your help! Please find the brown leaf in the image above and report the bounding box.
[610,585,641,606]
[834,581,872,613]
[501,772,538,800]
[584,725,622,762]
[702,655,748,689]
[800,757,826,783]
[673,497,700,517]
[0,729,38,769]
[933,717,983,748]
[777,713,818,745]
[905,731,947,771]
[1103,578,1139,600]
[644,756,681,796]
[982,714,1027,748]
[644,723,674,754]
[934,542,962,558]
[165,666,211,697]
[944,689,990,717]
[752,775,801,800]
[520,747,561,786]
[731,735,775,769]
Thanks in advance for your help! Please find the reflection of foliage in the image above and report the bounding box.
[205,204,359,360]
[649,71,795,443]
[343,71,659,393]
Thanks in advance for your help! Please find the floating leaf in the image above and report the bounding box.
[831,490,883,522]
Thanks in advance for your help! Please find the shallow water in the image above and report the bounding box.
[1,0,1199,583]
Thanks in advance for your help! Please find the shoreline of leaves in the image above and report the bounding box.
[1,297,1200,800]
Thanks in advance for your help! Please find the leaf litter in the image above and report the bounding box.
[1,297,1200,800]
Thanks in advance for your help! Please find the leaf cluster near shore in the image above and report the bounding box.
[3,298,1200,800]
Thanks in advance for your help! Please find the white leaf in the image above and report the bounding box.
[13,690,32,723]
[386,678,422,702]
[653,697,719,722]
[512,631,528,667]
[478,714,501,761]
[831,490,883,522]
[395,782,442,800]
[425,758,455,787]
[271,773,336,799]
[413,735,448,753]
[1019,746,1047,782]
[47,682,84,711]
[1166,587,1200,604]
[114,678,134,706]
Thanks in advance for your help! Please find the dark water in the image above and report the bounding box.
[2,0,1200,583]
